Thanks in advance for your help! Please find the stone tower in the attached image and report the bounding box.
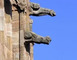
[0,0,56,60]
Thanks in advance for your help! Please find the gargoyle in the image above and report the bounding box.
[11,0,56,16]
[24,31,51,45]
[30,2,56,17]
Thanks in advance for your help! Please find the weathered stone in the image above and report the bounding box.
[12,11,19,32]
[30,2,56,16]
[0,0,12,60]
[11,0,27,10]
[0,31,4,44]
[0,43,4,60]
[24,32,51,44]
[10,0,56,17]
[0,0,4,8]
[0,17,5,31]
[12,9,19,60]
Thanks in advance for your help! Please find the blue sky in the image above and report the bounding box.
[30,0,77,60]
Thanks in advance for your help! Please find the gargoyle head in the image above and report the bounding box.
[31,2,40,10]
[44,36,51,45]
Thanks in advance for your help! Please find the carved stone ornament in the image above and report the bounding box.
[24,31,51,45]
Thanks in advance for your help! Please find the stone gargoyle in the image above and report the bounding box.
[30,2,56,17]
[24,31,51,45]
[11,0,56,17]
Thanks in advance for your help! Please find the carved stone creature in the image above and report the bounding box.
[11,0,56,16]
[30,2,56,17]
[10,0,27,10]
[24,31,51,45]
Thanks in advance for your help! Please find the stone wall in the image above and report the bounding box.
[0,0,12,60]
[0,0,33,60]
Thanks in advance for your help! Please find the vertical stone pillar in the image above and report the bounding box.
[0,0,5,60]
[19,0,34,60]
[12,7,19,60]
[4,0,12,60]
[12,0,34,60]
[19,12,27,60]
[0,0,12,60]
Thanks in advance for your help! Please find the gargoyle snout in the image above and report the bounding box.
[46,36,51,42]
[53,12,56,16]
[50,10,56,17]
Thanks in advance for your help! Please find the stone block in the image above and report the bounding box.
[0,9,4,17]
[0,43,4,60]
[0,16,5,31]
[0,0,4,8]
[0,31,4,44]
[7,36,12,50]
